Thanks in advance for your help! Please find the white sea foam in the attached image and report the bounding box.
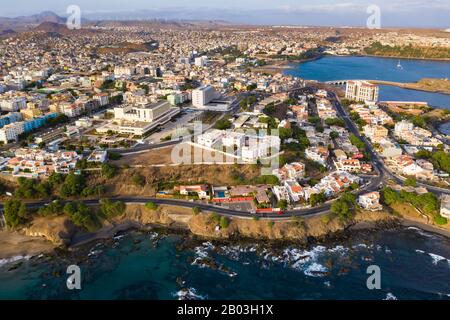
[0,255,31,267]
[304,263,328,277]
[415,250,450,266]
[428,253,450,265]
[174,287,206,300]
[88,249,102,257]
[384,292,398,300]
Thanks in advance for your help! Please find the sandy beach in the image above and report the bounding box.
[0,230,55,260]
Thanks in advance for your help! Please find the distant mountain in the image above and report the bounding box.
[34,21,69,33]
[0,11,66,31]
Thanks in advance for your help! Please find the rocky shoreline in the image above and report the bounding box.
[0,203,448,264]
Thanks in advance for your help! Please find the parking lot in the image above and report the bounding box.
[219,201,255,213]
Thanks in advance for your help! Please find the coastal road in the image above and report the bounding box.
[0,169,382,221]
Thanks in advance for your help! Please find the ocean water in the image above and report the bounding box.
[284,56,450,109]
[0,228,449,300]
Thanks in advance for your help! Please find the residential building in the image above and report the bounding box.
[273,162,305,182]
[176,185,209,199]
[334,159,361,173]
[0,96,27,111]
[192,85,216,107]
[345,80,379,102]
[358,192,382,211]
[440,195,450,219]
[364,124,388,142]
[305,146,329,166]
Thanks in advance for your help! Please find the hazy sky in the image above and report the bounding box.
[1,0,450,27]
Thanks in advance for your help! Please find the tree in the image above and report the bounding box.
[349,134,365,151]
[433,215,447,225]
[219,216,230,229]
[214,118,232,130]
[60,173,86,197]
[192,207,201,215]
[381,187,399,205]
[279,127,292,140]
[325,118,345,127]
[145,202,158,211]
[404,177,417,187]
[108,152,122,161]
[331,200,350,220]
[330,131,339,140]
[101,163,118,179]
[38,200,63,216]
[48,172,64,187]
[331,192,356,222]
[99,199,125,219]
[4,199,28,229]
[309,192,326,207]
[255,175,279,185]
[63,202,100,232]
[277,199,288,210]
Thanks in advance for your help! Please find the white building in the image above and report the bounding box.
[114,66,136,78]
[94,93,109,107]
[272,185,291,203]
[0,96,27,112]
[114,101,171,122]
[194,56,208,67]
[358,192,382,211]
[192,85,217,108]
[394,120,414,137]
[440,195,450,219]
[345,80,379,103]
[0,122,24,144]
[197,130,225,148]
[284,180,303,203]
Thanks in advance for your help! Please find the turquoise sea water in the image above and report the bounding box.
[0,228,449,300]
[284,56,450,109]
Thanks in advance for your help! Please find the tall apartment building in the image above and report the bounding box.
[0,112,23,129]
[345,80,379,102]
[0,122,24,144]
[192,85,216,108]
[194,56,208,67]
[0,96,27,112]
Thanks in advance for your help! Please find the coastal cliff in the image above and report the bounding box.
[6,201,450,262]
[14,204,398,248]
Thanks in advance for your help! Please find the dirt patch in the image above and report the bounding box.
[88,163,261,197]
[0,230,55,260]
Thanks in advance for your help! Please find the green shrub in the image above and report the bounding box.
[219,216,230,229]
[433,215,448,225]
[145,202,158,211]
[132,174,146,187]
